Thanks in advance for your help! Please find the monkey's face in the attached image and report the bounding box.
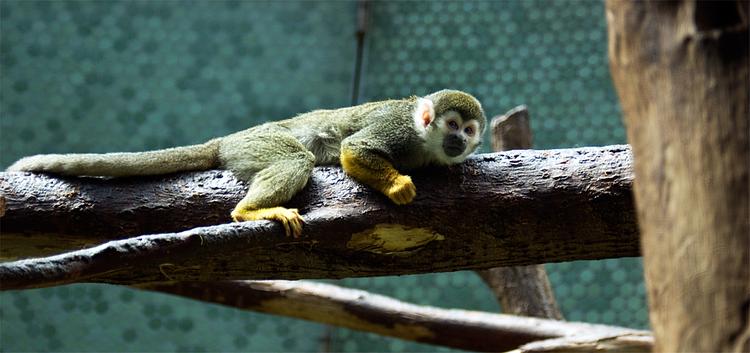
[425,111,483,165]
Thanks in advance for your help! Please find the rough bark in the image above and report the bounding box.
[478,105,563,320]
[477,266,563,320]
[139,280,652,353]
[511,334,654,353]
[0,147,638,289]
[490,105,533,153]
[607,1,749,352]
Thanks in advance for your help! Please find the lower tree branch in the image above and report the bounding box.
[138,280,652,353]
[511,334,654,353]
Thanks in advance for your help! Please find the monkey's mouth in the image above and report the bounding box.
[443,144,465,157]
[443,133,467,157]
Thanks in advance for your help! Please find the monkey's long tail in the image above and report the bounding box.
[6,140,221,177]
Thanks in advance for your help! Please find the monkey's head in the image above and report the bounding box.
[413,90,486,165]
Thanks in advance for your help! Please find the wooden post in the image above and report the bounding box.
[606,1,749,351]
[477,105,563,320]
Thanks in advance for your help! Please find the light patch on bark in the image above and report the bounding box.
[257,296,435,341]
[347,224,444,255]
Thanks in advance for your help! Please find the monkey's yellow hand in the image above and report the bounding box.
[340,147,418,205]
[231,207,304,238]
[385,175,416,205]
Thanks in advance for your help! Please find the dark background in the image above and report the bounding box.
[0,1,645,351]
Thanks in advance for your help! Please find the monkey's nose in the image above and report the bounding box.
[443,134,466,157]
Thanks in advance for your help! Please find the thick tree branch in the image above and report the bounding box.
[607,1,749,351]
[138,280,652,353]
[0,147,638,290]
[478,266,563,320]
[478,105,563,320]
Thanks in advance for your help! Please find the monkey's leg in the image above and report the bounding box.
[339,144,416,205]
[221,132,315,237]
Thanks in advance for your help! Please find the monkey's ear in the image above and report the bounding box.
[413,97,435,133]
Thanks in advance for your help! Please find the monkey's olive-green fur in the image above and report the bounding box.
[8,90,486,237]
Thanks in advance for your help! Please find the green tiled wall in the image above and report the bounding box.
[0,0,355,164]
[0,1,646,352]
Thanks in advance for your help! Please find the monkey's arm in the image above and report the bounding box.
[340,133,416,205]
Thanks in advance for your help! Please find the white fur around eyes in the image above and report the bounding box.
[421,110,482,166]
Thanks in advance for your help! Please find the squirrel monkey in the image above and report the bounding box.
[8,90,486,237]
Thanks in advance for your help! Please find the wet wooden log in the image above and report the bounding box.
[0,146,638,290]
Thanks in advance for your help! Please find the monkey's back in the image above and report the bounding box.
[276,97,418,166]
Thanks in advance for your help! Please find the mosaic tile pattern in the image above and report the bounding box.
[0,1,645,352]
[361,0,626,150]
[0,0,356,165]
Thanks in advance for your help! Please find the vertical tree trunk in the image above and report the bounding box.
[477,106,563,320]
[606,1,749,352]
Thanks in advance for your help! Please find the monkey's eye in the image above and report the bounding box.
[464,126,474,136]
[448,121,459,130]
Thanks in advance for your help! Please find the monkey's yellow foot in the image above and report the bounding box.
[385,175,416,205]
[231,207,304,238]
